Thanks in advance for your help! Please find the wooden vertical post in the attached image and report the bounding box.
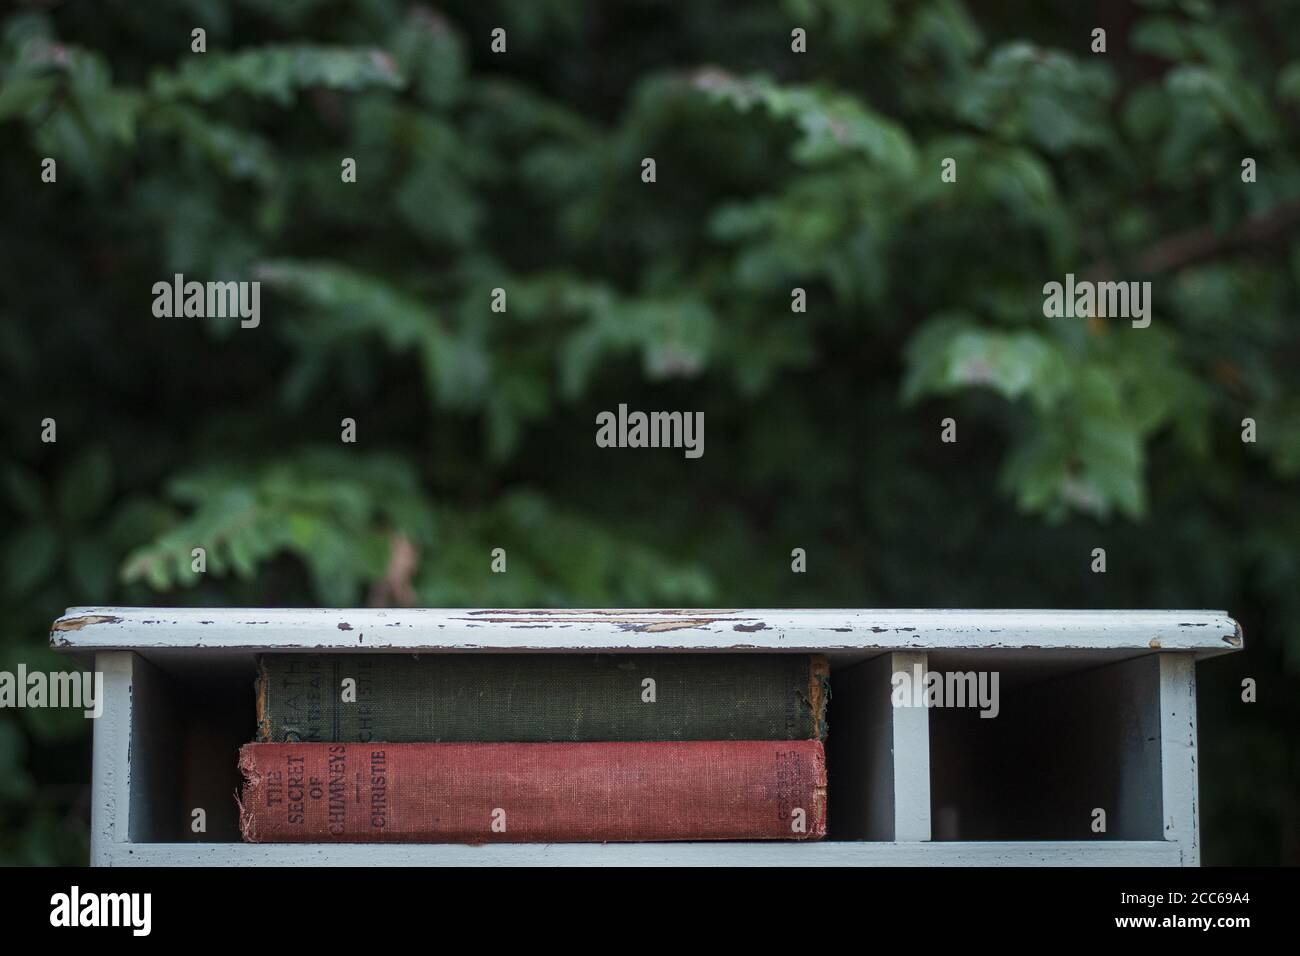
[90,651,134,866]
[891,651,932,841]
[1158,653,1200,865]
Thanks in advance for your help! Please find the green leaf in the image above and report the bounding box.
[902,317,1071,411]
[956,43,1115,153]
[390,8,467,109]
[122,451,436,604]
[150,46,404,106]
[259,259,489,407]
[148,104,278,186]
[695,71,917,174]
[0,75,56,121]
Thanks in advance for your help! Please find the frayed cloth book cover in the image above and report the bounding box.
[255,653,829,743]
[238,739,827,843]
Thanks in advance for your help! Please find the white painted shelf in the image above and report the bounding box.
[51,607,1242,867]
[106,840,1182,867]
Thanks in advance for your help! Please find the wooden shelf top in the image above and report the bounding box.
[51,607,1243,662]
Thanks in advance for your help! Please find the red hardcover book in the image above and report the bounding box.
[238,740,827,843]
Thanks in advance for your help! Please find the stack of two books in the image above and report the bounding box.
[239,654,829,843]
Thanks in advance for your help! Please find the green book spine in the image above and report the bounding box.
[256,653,828,743]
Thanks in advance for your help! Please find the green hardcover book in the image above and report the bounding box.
[256,653,828,743]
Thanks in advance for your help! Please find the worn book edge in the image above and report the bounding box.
[809,740,829,837]
[254,656,270,742]
[809,653,829,740]
[236,745,259,843]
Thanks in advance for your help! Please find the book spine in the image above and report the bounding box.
[256,653,828,743]
[238,740,827,843]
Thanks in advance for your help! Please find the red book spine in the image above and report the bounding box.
[239,740,827,843]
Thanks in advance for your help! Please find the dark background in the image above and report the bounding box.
[1,0,1296,864]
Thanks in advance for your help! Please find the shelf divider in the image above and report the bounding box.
[892,651,932,842]
[1158,653,1200,866]
[91,651,133,866]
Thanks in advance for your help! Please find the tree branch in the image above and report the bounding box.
[1083,198,1300,280]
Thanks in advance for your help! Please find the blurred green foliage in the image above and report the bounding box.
[1,0,1297,864]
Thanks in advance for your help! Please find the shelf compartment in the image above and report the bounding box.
[928,651,1200,860]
